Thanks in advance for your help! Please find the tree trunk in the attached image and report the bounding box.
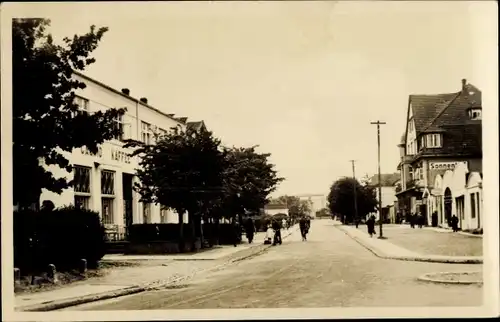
[189,212,196,252]
[178,211,185,253]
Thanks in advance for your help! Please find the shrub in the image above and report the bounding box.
[14,206,106,275]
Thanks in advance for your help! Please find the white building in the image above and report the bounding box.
[263,204,289,217]
[430,162,483,230]
[39,72,197,237]
[297,194,326,218]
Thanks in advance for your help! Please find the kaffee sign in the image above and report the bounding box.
[429,161,468,171]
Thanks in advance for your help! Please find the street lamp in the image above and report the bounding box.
[370,120,386,239]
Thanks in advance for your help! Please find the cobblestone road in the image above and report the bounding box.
[376,225,483,257]
[64,220,482,310]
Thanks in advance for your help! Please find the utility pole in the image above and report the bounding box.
[370,120,386,238]
[349,160,359,228]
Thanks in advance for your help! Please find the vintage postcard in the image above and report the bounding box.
[1,1,498,321]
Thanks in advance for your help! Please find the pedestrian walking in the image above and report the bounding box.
[272,219,282,245]
[299,216,308,241]
[282,218,287,231]
[410,213,416,229]
[366,215,376,237]
[417,214,423,229]
[232,219,240,247]
[245,218,255,244]
[451,215,459,232]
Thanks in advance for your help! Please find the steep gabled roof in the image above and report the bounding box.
[186,120,207,131]
[423,84,481,133]
[368,173,400,187]
[409,92,458,133]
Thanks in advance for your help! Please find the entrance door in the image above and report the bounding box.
[444,188,452,226]
[122,173,134,238]
[455,196,465,230]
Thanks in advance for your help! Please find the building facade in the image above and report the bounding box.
[369,173,399,222]
[39,72,203,237]
[395,79,482,227]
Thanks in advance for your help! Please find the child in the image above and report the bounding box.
[264,224,273,244]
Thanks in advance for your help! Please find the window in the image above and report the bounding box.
[101,170,115,224]
[113,114,124,141]
[74,166,91,210]
[160,206,168,223]
[470,193,476,219]
[420,136,425,150]
[426,134,442,148]
[141,121,152,144]
[468,108,482,120]
[101,198,114,225]
[101,170,115,195]
[74,96,89,112]
[476,192,481,219]
[143,203,151,224]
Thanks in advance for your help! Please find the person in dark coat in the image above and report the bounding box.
[271,218,282,245]
[232,219,240,247]
[299,216,308,241]
[451,215,459,232]
[410,213,416,229]
[417,214,424,229]
[245,218,256,243]
[366,215,376,237]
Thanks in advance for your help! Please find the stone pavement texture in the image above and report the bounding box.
[64,220,482,310]
[377,224,482,257]
[15,227,298,311]
[336,224,482,264]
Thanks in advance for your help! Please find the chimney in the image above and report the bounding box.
[140,97,148,104]
[461,79,467,93]
[121,88,130,95]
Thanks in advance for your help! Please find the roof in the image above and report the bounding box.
[423,84,481,133]
[187,121,207,131]
[264,203,288,210]
[368,173,400,187]
[409,92,458,133]
[73,71,182,124]
[175,117,188,124]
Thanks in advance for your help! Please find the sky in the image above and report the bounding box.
[7,1,492,197]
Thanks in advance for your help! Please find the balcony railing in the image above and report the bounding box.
[405,179,423,189]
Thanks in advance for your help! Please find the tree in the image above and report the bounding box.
[327,177,377,224]
[126,126,227,251]
[315,208,331,218]
[273,195,311,223]
[13,18,125,208]
[220,146,284,223]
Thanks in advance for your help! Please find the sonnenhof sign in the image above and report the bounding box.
[429,161,468,171]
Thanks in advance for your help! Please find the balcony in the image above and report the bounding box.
[405,179,423,189]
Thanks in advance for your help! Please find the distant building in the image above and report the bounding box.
[297,194,326,218]
[396,79,482,228]
[368,173,400,222]
[263,203,289,217]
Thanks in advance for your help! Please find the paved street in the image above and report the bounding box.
[377,225,483,257]
[63,220,482,310]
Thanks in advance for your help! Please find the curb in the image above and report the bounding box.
[18,228,298,312]
[336,225,483,264]
[417,271,483,285]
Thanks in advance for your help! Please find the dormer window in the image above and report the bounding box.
[425,133,442,148]
[468,108,482,120]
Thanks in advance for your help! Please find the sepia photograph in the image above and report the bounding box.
[1,1,498,320]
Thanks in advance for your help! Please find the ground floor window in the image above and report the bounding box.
[470,193,476,219]
[102,197,114,224]
[160,206,168,223]
[143,203,151,223]
[75,195,91,210]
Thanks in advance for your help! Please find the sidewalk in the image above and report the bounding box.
[335,224,482,264]
[15,226,298,312]
[424,226,483,238]
[103,230,272,262]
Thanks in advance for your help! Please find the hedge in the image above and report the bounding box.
[14,206,106,275]
[127,223,242,245]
